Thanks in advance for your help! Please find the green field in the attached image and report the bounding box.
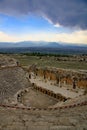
[10,54,87,70]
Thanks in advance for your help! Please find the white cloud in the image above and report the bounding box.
[0,30,87,44]
[54,23,61,28]
[43,16,53,25]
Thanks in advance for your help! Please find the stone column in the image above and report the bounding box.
[72,77,77,89]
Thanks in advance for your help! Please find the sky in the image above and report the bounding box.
[0,0,87,44]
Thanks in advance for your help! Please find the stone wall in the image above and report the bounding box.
[32,67,87,89]
[32,83,67,101]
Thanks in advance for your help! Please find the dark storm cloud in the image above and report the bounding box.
[0,0,87,29]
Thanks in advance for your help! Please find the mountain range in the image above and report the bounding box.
[0,41,87,48]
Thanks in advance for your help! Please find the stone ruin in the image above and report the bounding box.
[0,55,87,109]
[31,67,87,89]
[0,54,17,67]
[27,66,87,108]
[0,56,87,130]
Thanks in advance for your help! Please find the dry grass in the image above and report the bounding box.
[11,54,87,70]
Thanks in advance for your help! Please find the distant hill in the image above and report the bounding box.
[0,41,87,49]
[0,41,62,48]
[0,42,14,48]
[46,42,62,47]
